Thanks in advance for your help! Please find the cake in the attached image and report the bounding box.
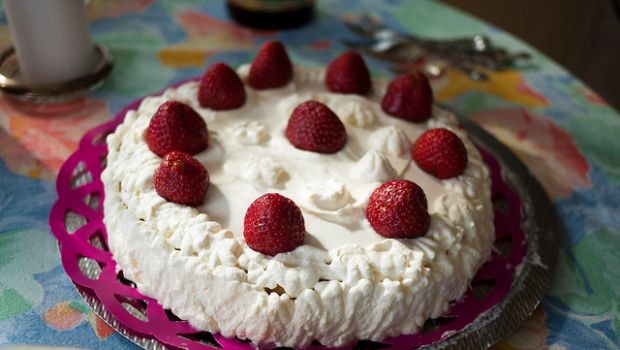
[101,41,494,348]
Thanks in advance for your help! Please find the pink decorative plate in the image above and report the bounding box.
[49,84,558,350]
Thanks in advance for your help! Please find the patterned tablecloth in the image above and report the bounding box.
[0,1,619,349]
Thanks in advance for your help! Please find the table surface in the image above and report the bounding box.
[1,1,619,349]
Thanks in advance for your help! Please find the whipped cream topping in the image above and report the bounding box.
[102,65,494,348]
[324,94,375,127]
[350,150,397,183]
[304,179,352,211]
[230,121,270,145]
[225,156,287,190]
[299,179,363,226]
[370,125,413,157]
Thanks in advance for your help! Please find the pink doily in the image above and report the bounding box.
[49,88,526,350]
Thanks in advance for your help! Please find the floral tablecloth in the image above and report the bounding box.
[0,1,619,349]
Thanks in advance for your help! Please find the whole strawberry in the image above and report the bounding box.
[285,100,347,154]
[325,51,371,95]
[412,128,468,179]
[243,193,306,256]
[366,180,430,239]
[381,72,433,122]
[146,101,209,157]
[198,62,246,110]
[155,151,209,206]
[249,40,293,89]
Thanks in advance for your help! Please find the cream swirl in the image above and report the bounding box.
[239,157,287,189]
[370,126,413,157]
[299,180,363,225]
[350,150,397,183]
[319,94,375,127]
[230,121,270,145]
[304,179,352,210]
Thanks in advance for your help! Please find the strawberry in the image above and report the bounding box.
[412,128,468,179]
[325,51,371,95]
[366,180,430,239]
[285,100,347,154]
[381,72,433,122]
[249,40,293,89]
[198,62,246,110]
[243,193,306,256]
[154,151,209,206]
[146,101,209,157]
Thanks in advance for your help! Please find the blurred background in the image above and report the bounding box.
[441,0,620,110]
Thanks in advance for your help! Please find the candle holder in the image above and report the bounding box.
[0,42,114,104]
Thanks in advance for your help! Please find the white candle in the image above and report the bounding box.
[4,0,95,85]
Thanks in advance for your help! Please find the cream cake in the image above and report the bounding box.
[102,41,494,348]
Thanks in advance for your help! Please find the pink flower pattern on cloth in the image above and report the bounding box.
[471,108,591,199]
[0,96,111,180]
[44,301,115,340]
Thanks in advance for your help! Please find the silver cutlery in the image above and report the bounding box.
[342,15,531,80]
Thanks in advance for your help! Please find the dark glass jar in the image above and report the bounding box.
[227,0,315,29]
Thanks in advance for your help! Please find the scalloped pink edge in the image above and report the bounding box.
[49,81,525,350]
